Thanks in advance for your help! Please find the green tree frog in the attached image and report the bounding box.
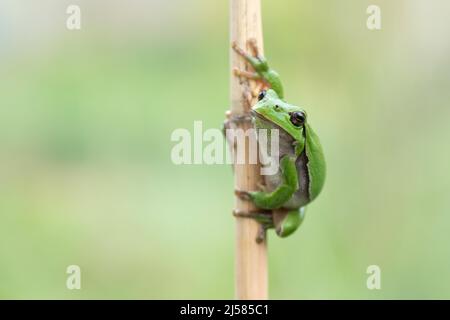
[230,40,326,242]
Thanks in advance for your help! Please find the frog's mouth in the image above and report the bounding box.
[251,109,292,135]
[251,108,307,146]
[251,109,272,122]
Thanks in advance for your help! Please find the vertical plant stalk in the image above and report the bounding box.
[230,0,268,300]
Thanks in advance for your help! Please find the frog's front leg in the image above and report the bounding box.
[232,39,265,72]
[233,68,260,80]
[232,39,284,99]
[235,155,298,210]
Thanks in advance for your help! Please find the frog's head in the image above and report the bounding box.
[252,89,307,144]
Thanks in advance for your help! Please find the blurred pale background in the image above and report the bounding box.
[1,0,450,299]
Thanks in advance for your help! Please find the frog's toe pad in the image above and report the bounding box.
[234,189,252,201]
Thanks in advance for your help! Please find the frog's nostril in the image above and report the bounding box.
[258,90,267,101]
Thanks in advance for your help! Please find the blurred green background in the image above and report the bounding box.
[1,0,450,299]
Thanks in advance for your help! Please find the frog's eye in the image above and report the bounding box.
[289,111,306,127]
[258,90,267,101]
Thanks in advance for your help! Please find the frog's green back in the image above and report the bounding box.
[304,123,326,201]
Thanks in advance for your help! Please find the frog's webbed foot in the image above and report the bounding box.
[231,41,250,59]
[256,224,268,244]
[233,68,260,80]
[247,38,260,56]
[232,39,284,99]
[232,40,269,93]
[232,39,263,63]
[234,70,266,101]
[233,209,271,221]
[234,189,252,201]
[233,65,264,98]
[233,209,273,243]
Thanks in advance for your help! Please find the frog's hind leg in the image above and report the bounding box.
[273,207,306,238]
[233,209,274,243]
